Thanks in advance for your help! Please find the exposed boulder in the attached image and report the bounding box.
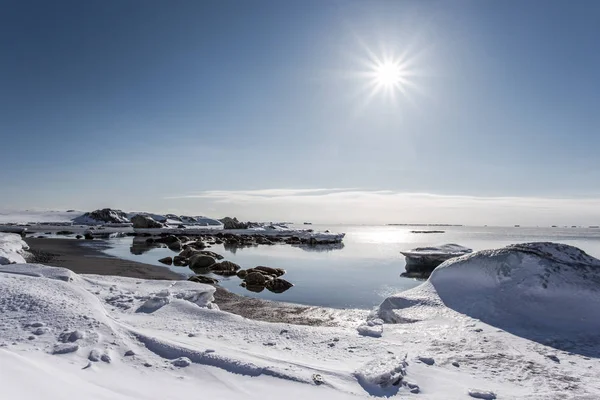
[158,257,173,265]
[173,256,188,266]
[254,266,286,277]
[197,250,224,260]
[210,260,240,272]
[210,260,241,276]
[188,254,216,270]
[168,241,182,251]
[244,271,266,286]
[131,214,163,229]
[179,247,199,259]
[400,244,472,276]
[188,275,219,285]
[265,278,293,293]
[219,217,249,230]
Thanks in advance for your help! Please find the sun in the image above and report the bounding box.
[374,61,403,87]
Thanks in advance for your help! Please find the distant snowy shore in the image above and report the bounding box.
[1,232,599,399]
[0,209,345,244]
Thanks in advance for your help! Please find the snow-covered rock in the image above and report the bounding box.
[0,232,29,264]
[380,242,600,341]
[73,208,131,225]
[400,243,472,274]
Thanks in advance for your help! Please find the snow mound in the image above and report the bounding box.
[379,242,600,340]
[73,208,131,225]
[0,232,29,264]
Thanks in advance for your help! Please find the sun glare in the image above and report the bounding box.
[375,61,403,87]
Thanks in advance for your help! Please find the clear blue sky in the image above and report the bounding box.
[1,0,599,224]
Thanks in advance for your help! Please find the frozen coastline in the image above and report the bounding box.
[2,232,599,399]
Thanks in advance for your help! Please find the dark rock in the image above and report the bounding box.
[254,266,285,276]
[145,238,155,244]
[179,236,190,243]
[131,214,163,229]
[75,235,83,239]
[188,275,219,285]
[401,244,472,275]
[219,217,249,230]
[191,240,206,250]
[210,261,240,272]
[56,231,75,235]
[168,241,182,251]
[179,247,199,258]
[173,256,188,266]
[198,250,224,260]
[266,278,293,293]
[237,270,248,279]
[188,254,216,270]
[245,271,266,286]
[158,257,173,265]
[84,232,94,240]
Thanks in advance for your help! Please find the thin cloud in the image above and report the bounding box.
[161,188,600,225]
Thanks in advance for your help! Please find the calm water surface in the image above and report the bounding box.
[98,225,600,309]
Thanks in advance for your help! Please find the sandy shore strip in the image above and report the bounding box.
[24,238,364,326]
[24,238,182,280]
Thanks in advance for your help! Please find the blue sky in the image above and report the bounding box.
[1,0,599,224]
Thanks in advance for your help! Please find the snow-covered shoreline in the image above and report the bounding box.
[2,233,599,399]
[0,209,345,244]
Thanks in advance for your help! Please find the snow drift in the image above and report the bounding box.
[0,232,29,264]
[378,242,600,349]
[2,251,599,398]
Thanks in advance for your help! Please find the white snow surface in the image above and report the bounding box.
[2,249,600,398]
[0,210,81,224]
[0,232,29,264]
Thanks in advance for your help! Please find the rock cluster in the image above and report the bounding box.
[238,266,292,293]
[156,241,294,293]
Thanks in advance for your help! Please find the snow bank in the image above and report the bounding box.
[1,261,598,399]
[0,232,29,264]
[0,210,80,224]
[380,242,600,340]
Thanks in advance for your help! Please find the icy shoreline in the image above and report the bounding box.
[2,233,599,399]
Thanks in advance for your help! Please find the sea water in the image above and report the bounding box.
[97,225,600,309]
